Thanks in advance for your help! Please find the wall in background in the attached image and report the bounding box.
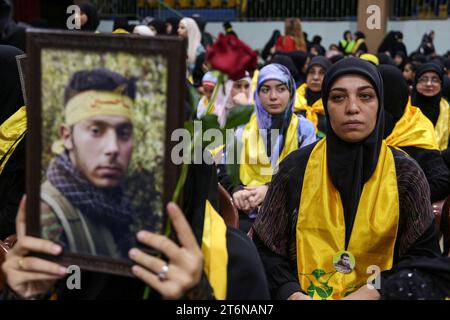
[205,19,450,55]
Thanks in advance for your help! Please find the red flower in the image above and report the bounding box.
[205,33,258,81]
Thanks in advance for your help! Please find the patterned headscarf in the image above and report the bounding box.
[254,63,296,166]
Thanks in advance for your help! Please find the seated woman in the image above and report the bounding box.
[294,56,331,137]
[253,57,450,300]
[218,63,316,233]
[0,45,27,241]
[379,64,450,203]
[412,62,450,151]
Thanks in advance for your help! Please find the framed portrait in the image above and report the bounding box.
[25,29,185,277]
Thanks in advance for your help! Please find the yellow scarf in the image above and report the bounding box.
[435,98,450,150]
[112,28,129,34]
[201,200,228,300]
[252,69,259,93]
[294,83,325,131]
[296,139,399,300]
[386,100,439,150]
[352,38,366,54]
[239,113,299,187]
[0,107,27,174]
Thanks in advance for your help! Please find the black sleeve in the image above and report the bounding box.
[378,223,450,299]
[226,228,270,300]
[377,150,448,298]
[253,232,300,300]
[0,139,26,240]
[402,147,450,202]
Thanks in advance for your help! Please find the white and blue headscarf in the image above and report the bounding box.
[254,63,297,166]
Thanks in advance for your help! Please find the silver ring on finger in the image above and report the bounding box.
[157,263,169,281]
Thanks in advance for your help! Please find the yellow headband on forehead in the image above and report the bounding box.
[65,90,134,126]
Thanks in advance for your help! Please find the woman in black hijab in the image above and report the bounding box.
[378,31,397,57]
[0,45,26,240]
[412,62,449,150]
[148,18,166,36]
[380,64,450,202]
[253,57,450,300]
[287,50,308,85]
[294,56,331,136]
[165,16,180,36]
[78,2,99,32]
[261,29,281,62]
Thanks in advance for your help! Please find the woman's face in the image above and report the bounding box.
[231,80,251,99]
[416,71,441,97]
[202,85,215,100]
[165,23,172,34]
[394,55,403,66]
[258,80,290,114]
[306,65,326,93]
[80,13,88,26]
[327,75,378,143]
[149,25,157,34]
[403,63,414,81]
[178,22,188,38]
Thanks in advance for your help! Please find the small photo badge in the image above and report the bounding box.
[333,250,355,274]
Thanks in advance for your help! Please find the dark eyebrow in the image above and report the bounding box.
[329,87,346,93]
[357,85,375,91]
[330,85,375,93]
[261,83,287,89]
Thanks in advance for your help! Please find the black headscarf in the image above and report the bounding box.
[322,57,385,248]
[411,62,444,125]
[0,0,26,51]
[0,45,24,124]
[287,50,308,84]
[79,2,99,32]
[394,51,407,70]
[378,64,409,137]
[376,52,396,66]
[378,31,397,57]
[148,18,165,35]
[261,29,281,62]
[306,56,331,104]
[271,54,301,86]
[306,55,331,74]
[165,16,180,36]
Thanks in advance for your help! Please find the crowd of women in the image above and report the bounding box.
[1,2,450,300]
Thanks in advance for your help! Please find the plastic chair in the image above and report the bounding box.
[218,183,239,228]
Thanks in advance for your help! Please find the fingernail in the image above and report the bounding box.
[59,267,67,274]
[129,249,138,258]
[137,231,145,241]
[52,245,62,254]
[131,265,140,274]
